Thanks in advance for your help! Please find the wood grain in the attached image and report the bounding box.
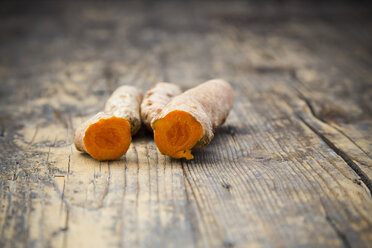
[0,1,371,247]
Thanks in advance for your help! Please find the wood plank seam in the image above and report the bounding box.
[268,96,372,245]
[292,78,371,160]
[297,115,372,195]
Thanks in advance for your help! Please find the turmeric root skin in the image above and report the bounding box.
[104,85,143,136]
[152,79,233,160]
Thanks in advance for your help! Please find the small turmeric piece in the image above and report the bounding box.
[152,79,233,160]
[74,86,142,160]
[141,82,182,131]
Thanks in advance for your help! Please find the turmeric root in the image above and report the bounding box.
[152,79,233,160]
[74,86,142,160]
[141,82,182,130]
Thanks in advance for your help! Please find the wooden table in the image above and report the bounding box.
[1,1,371,247]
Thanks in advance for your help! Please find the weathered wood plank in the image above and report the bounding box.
[0,1,371,248]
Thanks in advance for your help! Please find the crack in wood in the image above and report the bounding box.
[62,208,70,248]
[24,182,32,248]
[180,161,202,248]
[325,213,351,248]
[297,115,372,195]
[25,125,39,149]
[0,125,5,137]
[294,87,372,159]
[67,155,71,175]
[97,162,111,209]
[317,197,353,248]
[221,180,232,191]
[12,162,19,181]
[181,161,211,247]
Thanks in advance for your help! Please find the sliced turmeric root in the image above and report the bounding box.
[153,110,203,159]
[83,115,131,160]
[152,79,233,160]
[74,86,142,161]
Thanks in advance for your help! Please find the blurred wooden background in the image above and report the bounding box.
[0,1,371,247]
